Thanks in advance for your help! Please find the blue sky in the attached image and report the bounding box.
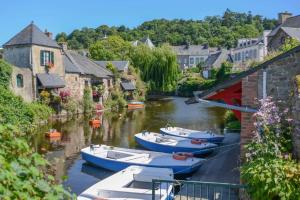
[1,0,300,45]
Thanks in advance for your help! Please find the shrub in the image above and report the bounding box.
[83,87,93,114]
[0,59,12,89]
[27,102,53,124]
[40,90,51,105]
[62,98,78,116]
[241,97,297,200]
[0,87,34,132]
[0,125,74,199]
[242,157,300,200]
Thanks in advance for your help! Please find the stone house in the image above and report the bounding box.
[171,44,217,70]
[2,23,113,105]
[189,45,300,160]
[268,12,300,51]
[62,45,113,103]
[3,22,65,102]
[202,49,233,78]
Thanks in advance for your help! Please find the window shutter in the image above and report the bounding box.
[40,51,44,66]
[51,52,54,64]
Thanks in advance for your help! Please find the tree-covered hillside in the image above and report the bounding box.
[56,9,277,49]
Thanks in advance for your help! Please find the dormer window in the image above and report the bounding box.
[40,50,54,66]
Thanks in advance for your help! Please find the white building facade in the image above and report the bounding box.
[231,30,270,68]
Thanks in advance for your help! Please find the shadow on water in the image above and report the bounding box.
[29,97,226,195]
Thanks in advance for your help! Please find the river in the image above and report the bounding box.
[30,97,226,195]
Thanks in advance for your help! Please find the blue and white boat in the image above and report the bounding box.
[135,132,217,155]
[160,127,224,144]
[78,165,174,200]
[81,145,204,175]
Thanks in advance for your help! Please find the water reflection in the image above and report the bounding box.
[30,97,226,194]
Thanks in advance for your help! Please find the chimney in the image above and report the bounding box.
[203,43,209,49]
[59,42,68,51]
[278,12,292,24]
[44,29,53,39]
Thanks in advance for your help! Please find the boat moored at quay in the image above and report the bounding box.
[81,144,204,175]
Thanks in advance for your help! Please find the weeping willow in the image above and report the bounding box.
[130,44,179,92]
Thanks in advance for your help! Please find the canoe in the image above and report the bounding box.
[135,132,217,155]
[81,145,204,175]
[127,101,145,109]
[78,165,174,200]
[160,127,224,144]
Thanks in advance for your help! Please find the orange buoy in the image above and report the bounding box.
[191,139,204,144]
[127,101,145,109]
[89,119,101,126]
[46,129,61,138]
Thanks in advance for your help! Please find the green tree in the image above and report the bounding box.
[55,32,68,43]
[89,36,132,60]
[130,44,179,92]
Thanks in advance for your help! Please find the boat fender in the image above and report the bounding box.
[191,139,204,144]
[172,152,193,160]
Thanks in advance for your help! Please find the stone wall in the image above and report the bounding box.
[268,29,289,51]
[3,46,31,68]
[257,51,300,101]
[253,50,300,160]
[241,72,258,158]
[10,66,34,102]
[65,73,89,102]
[31,45,65,77]
[65,73,112,104]
[292,76,300,160]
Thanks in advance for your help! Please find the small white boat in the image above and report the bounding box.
[78,165,174,200]
[135,132,217,155]
[81,145,204,174]
[160,127,224,144]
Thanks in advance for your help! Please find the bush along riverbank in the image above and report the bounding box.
[177,61,235,97]
[241,97,300,200]
[224,110,241,131]
[0,59,74,199]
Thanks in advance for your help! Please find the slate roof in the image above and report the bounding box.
[36,73,65,89]
[171,45,210,56]
[204,50,232,68]
[95,61,129,72]
[281,27,300,41]
[121,81,136,91]
[3,23,60,48]
[63,50,113,78]
[186,44,300,104]
[268,15,300,39]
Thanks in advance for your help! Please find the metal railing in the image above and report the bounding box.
[152,179,246,200]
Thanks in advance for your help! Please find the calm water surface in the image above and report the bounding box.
[30,97,226,195]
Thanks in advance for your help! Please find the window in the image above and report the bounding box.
[184,58,188,64]
[40,50,54,66]
[107,79,111,87]
[238,52,241,61]
[84,80,89,87]
[195,57,200,64]
[189,57,194,65]
[16,74,24,88]
[253,49,257,58]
